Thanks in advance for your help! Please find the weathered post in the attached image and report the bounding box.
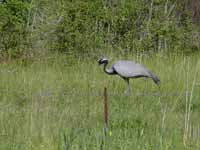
[104,87,108,134]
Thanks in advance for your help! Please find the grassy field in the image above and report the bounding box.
[0,53,200,150]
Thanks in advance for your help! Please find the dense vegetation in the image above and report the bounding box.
[0,0,199,61]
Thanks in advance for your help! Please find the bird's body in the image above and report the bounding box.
[98,58,160,94]
[111,60,160,83]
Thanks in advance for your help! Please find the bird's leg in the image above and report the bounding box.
[124,78,130,96]
[144,77,148,94]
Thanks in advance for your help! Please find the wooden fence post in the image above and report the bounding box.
[104,87,108,134]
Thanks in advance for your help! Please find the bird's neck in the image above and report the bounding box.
[103,63,115,75]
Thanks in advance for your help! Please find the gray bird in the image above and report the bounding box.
[98,57,160,94]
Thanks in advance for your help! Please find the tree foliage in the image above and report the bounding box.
[0,0,199,60]
[0,0,30,60]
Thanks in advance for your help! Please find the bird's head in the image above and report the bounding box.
[98,57,108,66]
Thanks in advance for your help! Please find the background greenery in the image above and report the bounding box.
[0,0,199,60]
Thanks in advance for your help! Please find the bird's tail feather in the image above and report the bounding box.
[152,75,160,85]
[148,71,160,85]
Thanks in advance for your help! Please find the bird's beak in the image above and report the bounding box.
[98,60,101,66]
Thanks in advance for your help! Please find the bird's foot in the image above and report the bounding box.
[125,90,130,96]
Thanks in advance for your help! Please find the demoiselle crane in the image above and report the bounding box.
[98,57,160,94]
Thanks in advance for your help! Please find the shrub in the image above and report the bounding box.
[0,0,30,61]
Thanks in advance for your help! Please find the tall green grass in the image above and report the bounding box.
[0,54,200,150]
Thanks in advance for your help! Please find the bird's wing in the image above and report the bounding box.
[113,60,150,78]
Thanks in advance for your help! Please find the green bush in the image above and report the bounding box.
[0,0,199,60]
[47,0,198,55]
[0,0,30,60]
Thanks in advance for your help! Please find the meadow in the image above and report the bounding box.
[0,53,200,150]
